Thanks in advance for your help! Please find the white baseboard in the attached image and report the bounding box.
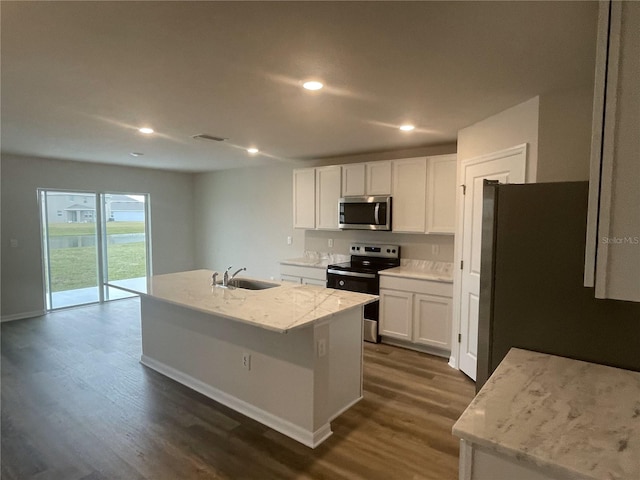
[448,355,458,370]
[381,337,450,359]
[1,310,46,323]
[140,354,333,448]
[329,395,363,422]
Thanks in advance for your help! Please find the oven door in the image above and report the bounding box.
[326,269,380,343]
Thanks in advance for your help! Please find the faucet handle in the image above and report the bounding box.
[211,271,219,286]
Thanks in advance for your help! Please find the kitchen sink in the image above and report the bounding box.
[226,278,280,290]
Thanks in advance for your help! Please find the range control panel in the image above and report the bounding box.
[349,243,400,259]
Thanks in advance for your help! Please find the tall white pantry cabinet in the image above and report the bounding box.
[585,0,640,303]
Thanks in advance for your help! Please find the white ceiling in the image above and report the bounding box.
[1,1,597,173]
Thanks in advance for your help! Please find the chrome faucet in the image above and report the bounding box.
[223,266,233,286]
[229,267,246,282]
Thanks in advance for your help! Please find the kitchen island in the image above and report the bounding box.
[111,269,377,448]
[453,348,640,480]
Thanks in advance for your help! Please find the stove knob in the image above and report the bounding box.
[339,280,345,287]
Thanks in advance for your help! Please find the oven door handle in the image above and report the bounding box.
[327,269,376,279]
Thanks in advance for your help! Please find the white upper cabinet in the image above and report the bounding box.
[341,161,392,197]
[294,156,456,233]
[292,168,315,229]
[392,157,427,233]
[315,166,342,230]
[585,0,640,302]
[366,161,392,195]
[341,163,366,196]
[426,154,457,234]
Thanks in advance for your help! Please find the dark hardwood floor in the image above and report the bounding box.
[1,298,475,480]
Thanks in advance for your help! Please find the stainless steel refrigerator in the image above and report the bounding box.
[476,181,640,390]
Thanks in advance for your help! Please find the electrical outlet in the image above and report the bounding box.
[10,239,18,248]
[328,239,333,248]
[432,244,440,256]
[317,339,327,357]
[242,352,251,370]
[287,236,292,245]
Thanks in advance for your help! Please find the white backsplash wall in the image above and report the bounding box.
[304,230,455,262]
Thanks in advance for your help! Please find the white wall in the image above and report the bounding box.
[194,164,304,280]
[537,86,594,182]
[457,88,594,182]
[0,154,195,319]
[457,96,540,180]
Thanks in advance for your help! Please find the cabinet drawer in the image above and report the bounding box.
[281,274,302,284]
[280,264,327,281]
[380,275,453,297]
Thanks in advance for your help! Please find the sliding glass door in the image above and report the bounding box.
[41,190,101,309]
[103,193,149,300]
[40,190,150,310]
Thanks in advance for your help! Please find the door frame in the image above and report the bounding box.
[38,188,152,311]
[449,144,528,372]
[101,191,152,301]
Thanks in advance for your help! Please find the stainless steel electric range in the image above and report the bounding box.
[326,243,400,343]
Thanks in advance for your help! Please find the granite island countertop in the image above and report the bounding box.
[379,260,454,283]
[111,269,377,334]
[280,253,350,269]
[453,348,640,480]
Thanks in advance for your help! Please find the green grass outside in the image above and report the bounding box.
[47,221,145,236]
[49,242,146,292]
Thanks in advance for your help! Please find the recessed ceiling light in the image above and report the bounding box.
[129,152,144,157]
[399,124,415,131]
[138,127,154,134]
[302,81,324,91]
[247,148,259,155]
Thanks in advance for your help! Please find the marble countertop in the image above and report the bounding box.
[280,252,350,269]
[111,269,377,334]
[453,348,640,480]
[379,260,453,283]
[280,257,332,269]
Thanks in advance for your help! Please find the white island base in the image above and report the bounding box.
[139,296,364,448]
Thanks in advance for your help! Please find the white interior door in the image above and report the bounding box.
[458,146,527,380]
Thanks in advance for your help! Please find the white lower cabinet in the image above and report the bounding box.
[379,289,412,340]
[280,264,326,286]
[380,275,453,356]
[413,294,452,350]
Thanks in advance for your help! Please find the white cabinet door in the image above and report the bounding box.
[367,161,392,195]
[380,289,413,340]
[315,166,342,230]
[426,154,457,234]
[413,294,452,350]
[392,157,427,232]
[342,163,366,197]
[293,168,315,229]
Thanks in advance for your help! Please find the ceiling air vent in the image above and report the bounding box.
[192,134,228,142]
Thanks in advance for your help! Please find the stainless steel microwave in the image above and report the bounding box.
[338,196,392,231]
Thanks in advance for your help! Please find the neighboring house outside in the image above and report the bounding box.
[107,194,145,222]
[44,192,96,224]
[44,192,144,223]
